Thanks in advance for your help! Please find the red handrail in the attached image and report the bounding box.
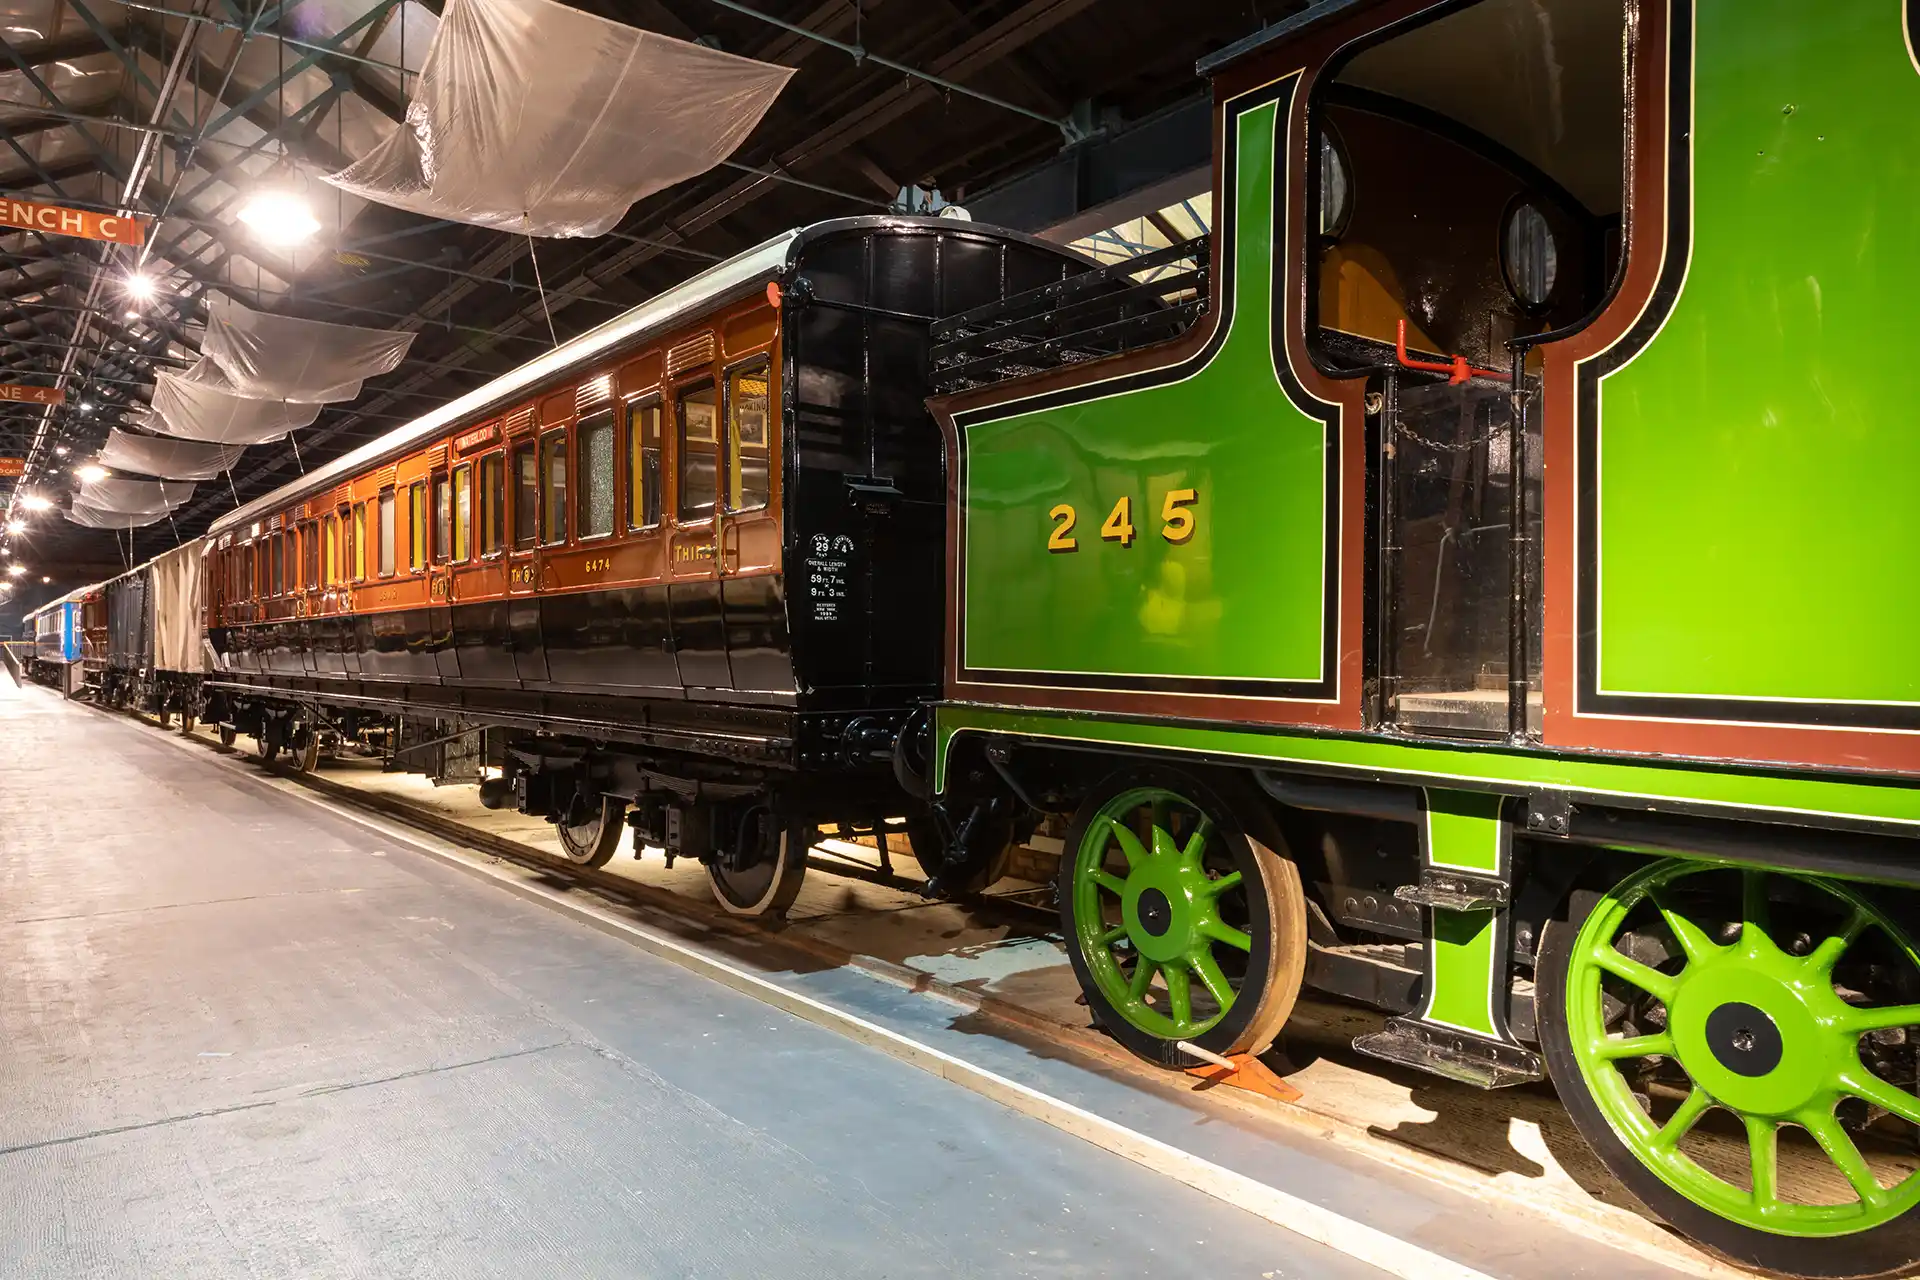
[1395,319,1510,386]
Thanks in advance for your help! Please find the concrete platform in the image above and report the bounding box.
[2,678,1704,1279]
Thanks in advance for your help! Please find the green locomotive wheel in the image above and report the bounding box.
[1538,860,1920,1277]
[1057,768,1305,1068]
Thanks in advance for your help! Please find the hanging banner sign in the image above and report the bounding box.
[0,383,64,405]
[0,198,145,246]
[0,458,23,477]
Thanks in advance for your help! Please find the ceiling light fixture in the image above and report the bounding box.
[53,445,68,456]
[40,575,49,584]
[19,493,51,512]
[76,463,109,483]
[5,564,24,577]
[237,188,321,247]
[124,271,156,301]
[4,519,23,534]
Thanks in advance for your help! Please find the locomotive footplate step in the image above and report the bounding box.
[1351,1017,1545,1090]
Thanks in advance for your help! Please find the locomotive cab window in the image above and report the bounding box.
[627,399,663,530]
[451,464,472,562]
[511,443,538,550]
[725,359,771,513]
[578,409,615,539]
[677,380,718,523]
[540,430,569,545]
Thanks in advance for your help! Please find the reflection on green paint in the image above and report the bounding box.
[1596,2,1920,703]
[959,94,1332,683]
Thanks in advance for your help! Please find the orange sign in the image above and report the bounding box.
[0,458,22,478]
[454,422,500,452]
[0,383,63,406]
[0,197,144,246]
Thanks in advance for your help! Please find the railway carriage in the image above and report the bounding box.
[928,0,1920,1272]
[201,216,1107,913]
[24,589,87,692]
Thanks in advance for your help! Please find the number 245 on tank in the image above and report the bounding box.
[1047,489,1198,552]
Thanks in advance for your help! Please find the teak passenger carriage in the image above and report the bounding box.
[25,0,1920,1270]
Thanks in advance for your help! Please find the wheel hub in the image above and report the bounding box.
[1136,887,1174,937]
[1122,858,1202,964]
[1703,1001,1783,1078]
[1668,945,1836,1117]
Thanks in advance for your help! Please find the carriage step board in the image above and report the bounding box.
[1352,1017,1543,1089]
[1394,869,1509,912]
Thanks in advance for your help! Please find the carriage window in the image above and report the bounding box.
[578,410,616,538]
[353,504,367,581]
[451,464,472,561]
[304,523,319,588]
[677,380,717,522]
[409,481,428,571]
[323,515,338,585]
[270,535,284,596]
[432,473,451,563]
[726,359,771,512]
[627,399,663,529]
[512,443,538,549]
[540,430,569,545]
[481,453,506,554]
[377,488,397,577]
[240,544,253,598]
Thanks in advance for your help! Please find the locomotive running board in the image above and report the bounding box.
[1353,1017,1544,1090]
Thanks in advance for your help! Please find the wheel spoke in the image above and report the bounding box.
[1201,918,1252,952]
[1808,904,1876,975]
[1191,949,1234,1009]
[1741,868,1774,953]
[1089,869,1128,897]
[1591,1032,1674,1061]
[1842,1004,1920,1036]
[1105,819,1147,870]
[1096,922,1129,948]
[1650,1086,1713,1151]
[1590,942,1677,1003]
[1649,888,1723,966]
[1199,869,1242,899]
[1127,957,1157,1001]
[1839,1066,1920,1127]
[1744,1114,1779,1209]
[1164,964,1193,1027]
[1179,814,1215,867]
[1803,1108,1888,1209]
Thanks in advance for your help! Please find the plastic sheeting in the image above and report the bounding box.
[321,0,794,237]
[95,429,246,481]
[148,365,324,444]
[64,501,167,529]
[202,294,414,402]
[77,476,195,517]
[149,539,205,674]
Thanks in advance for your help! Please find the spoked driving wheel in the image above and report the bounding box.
[556,795,626,868]
[708,822,808,918]
[1058,768,1306,1068]
[1538,859,1920,1276]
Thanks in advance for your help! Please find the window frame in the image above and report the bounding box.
[575,408,617,541]
[722,355,773,515]
[675,376,719,526]
[479,451,507,558]
[377,487,397,578]
[352,502,369,582]
[431,471,452,564]
[408,479,428,573]
[510,441,539,552]
[323,513,338,586]
[303,521,319,590]
[626,395,665,532]
[538,427,570,547]
[451,463,473,563]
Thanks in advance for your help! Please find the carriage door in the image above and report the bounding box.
[717,353,790,693]
[506,428,548,684]
[667,367,731,692]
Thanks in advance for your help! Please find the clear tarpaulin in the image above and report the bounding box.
[65,500,168,529]
[148,365,324,444]
[320,0,794,237]
[201,294,414,402]
[77,476,195,516]
[95,429,246,481]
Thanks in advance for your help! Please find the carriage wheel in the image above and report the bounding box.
[906,812,1015,896]
[556,795,626,868]
[255,731,280,767]
[708,824,808,918]
[290,730,320,773]
[1537,859,1920,1276]
[179,712,196,735]
[154,703,172,729]
[218,724,237,748]
[1057,768,1307,1067]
